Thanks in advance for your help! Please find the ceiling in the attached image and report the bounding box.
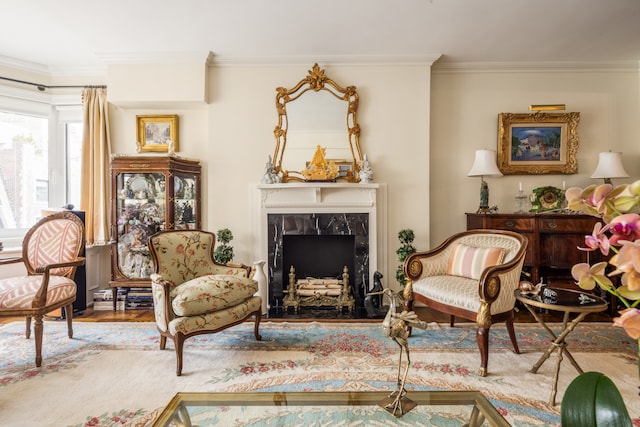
[2,0,640,75]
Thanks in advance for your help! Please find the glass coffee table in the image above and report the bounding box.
[151,391,510,426]
[515,287,608,405]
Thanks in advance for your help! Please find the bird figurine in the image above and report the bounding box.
[367,287,429,417]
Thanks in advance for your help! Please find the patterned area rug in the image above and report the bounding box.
[0,320,638,426]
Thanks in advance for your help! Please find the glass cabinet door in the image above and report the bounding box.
[174,172,197,229]
[115,172,166,279]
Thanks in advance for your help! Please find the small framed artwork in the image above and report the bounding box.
[136,115,179,153]
[497,112,580,174]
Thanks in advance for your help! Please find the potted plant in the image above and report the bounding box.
[214,228,234,264]
[563,180,640,426]
[395,229,416,286]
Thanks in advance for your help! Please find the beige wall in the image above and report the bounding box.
[430,67,640,247]
[4,60,639,287]
[108,63,433,285]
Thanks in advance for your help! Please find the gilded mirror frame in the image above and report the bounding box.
[272,64,362,182]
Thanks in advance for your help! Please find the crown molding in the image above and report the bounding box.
[208,54,443,67]
[97,51,214,66]
[432,60,640,73]
[0,55,106,77]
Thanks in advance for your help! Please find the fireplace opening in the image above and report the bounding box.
[267,213,369,317]
[283,235,355,283]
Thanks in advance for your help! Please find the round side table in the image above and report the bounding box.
[515,287,608,405]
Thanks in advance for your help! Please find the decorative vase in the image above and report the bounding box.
[253,260,268,315]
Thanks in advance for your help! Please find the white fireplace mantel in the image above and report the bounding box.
[252,182,387,293]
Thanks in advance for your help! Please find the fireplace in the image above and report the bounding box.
[269,213,367,310]
[253,182,385,317]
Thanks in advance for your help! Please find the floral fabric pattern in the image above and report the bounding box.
[171,275,258,316]
[148,230,261,339]
[149,231,249,288]
[169,296,261,335]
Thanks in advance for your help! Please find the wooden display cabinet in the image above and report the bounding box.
[466,213,604,288]
[109,155,201,309]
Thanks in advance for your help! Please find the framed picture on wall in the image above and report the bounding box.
[497,112,580,175]
[136,115,179,153]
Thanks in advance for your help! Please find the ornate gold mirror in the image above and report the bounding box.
[272,64,362,182]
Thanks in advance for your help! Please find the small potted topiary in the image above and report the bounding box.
[395,229,416,286]
[214,228,234,265]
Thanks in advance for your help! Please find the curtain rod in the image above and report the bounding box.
[0,76,106,92]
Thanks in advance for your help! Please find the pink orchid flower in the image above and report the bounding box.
[570,262,613,291]
[566,184,625,220]
[602,213,640,246]
[613,308,640,339]
[609,240,640,292]
[578,222,610,256]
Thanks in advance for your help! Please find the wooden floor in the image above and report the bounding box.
[1,303,613,325]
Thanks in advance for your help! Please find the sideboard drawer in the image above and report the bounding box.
[539,217,599,233]
[486,217,535,232]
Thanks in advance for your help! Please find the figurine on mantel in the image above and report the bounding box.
[261,155,282,184]
[167,139,177,157]
[359,154,373,183]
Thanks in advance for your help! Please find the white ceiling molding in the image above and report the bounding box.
[0,55,106,78]
[0,54,50,75]
[432,60,640,74]
[208,54,443,68]
[97,51,214,66]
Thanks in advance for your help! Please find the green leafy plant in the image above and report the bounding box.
[214,228,234,264]
[395,229,416,285]
[561,371,631,427]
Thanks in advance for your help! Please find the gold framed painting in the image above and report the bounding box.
[136,115,179,153]
[497,112,579,175]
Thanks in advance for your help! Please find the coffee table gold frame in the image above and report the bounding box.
[515,288,608,405]
[151,391,510,427]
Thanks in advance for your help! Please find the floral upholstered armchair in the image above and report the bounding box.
[402,229,527,377]
[148,229,262,376]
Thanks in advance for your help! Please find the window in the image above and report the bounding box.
[65,122,83,209]
[0,87,82,246]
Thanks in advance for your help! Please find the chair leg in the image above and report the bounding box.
[160,335,167,350]
[476,326,490,377]
[34,314,44,367]
[25,316,31,339]
[253,310,262,341]
[506,318,520,354]
[450,314,455,327]
[174,333,185,376]
[65,304,74,338]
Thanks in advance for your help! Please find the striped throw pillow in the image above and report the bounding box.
[446,243,505,280]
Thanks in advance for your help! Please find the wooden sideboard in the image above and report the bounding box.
[466,213,604,288]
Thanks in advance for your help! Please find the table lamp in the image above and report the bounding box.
[468,149,503,214]
[590,151,629,184]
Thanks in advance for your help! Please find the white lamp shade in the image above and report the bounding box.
[468,150,503,177]
[591,151,629,179]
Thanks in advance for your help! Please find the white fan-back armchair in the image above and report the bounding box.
[0,211,85,367]
[403,229,527,376]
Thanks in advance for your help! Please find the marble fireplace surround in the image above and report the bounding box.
[253,183,386,312]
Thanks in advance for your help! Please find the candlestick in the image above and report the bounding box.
[519,181,522,192]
